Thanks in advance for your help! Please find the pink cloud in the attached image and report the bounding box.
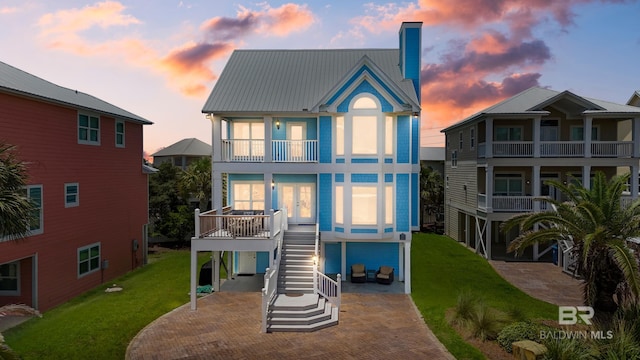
[37,1,141,36]
[0,6,19,15]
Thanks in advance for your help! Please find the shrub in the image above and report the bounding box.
[497,321,542,353]
[468,303,507,341]
[542,337,593,360]
[450,290,478,327]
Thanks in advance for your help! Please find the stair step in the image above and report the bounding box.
[277,287,315,294]
[279,269,313,275]
[278,281,313,287]
[269,298,326,318]
[269,305,332,325]
[267,307,338,333]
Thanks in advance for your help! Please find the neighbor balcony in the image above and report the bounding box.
[478,194,550,212]
[478,141,633,158]
[221,139,318,162]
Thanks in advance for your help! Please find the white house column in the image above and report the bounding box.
[190,248,198,310]
[486,165,494,212]
[264,172,273,211]
[532,165,541,212]
[213,251,220,292]
[486,118,493,158]
[533,116,541,158]
[211,115,224,211]
[582,165,591,190]
[632,163,639,200]
[633,117,640,158]
[341,241,347,282]
[264,116,272,162]
[404,240,411,294]
[584,116,593,158]
[212,172,223,211]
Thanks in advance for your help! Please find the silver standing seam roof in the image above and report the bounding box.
[442,87,640,132]
[202,49,420,113]
[0,60,151,124]
[151,138,212,157]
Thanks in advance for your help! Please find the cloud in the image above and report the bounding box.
[37,2,316,97]
[0,6,19,15]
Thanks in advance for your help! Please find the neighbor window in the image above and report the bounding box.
[494,174,523,196]
[0,262,20,296]
[335,186,343,224]
[470,128,475,149]
[385,185,393,224]
[385,116,393,156]
[26,185,43,234]
[115,120,125,147]
[459,131,463,150]
[352,186,377,225]
[78,114,100,145]
[65,183,79,207]
[495,126,522,141]
[232,182,264,210]
[570,126,599,141]
[451,150,457,168]
[78,243,100,277]
[336,116,344,156]
[352,116,377,154]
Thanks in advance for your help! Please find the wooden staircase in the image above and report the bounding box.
[267,228,338,332]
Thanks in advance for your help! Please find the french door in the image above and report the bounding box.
[280,183,315,224]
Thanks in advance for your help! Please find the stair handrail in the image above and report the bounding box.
[312,223,342,309]
[261,218,284,333]
[313,223,319,294]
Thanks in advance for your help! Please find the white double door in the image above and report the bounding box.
[279,183,315,224]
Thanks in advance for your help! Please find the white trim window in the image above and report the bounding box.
[352,115,377,155]
[26,185,43,235]
[232,182,264,210]
[570,125,599,141]
[78,114,100,145]
[335,116,345,156]
[495,126,522,141]
[335,186,343,224]
[385,185,393,225]
[451,150,457,168]
[352,186,377,225]
[494,174,523,196]
[115,120,125,147]
[459,131,463,150]
[232,122,264,158]
[78,243,100,277]
[385,116,393,156]
[0,261,20,296]
[65,183,79,208]
[470,127,475,149]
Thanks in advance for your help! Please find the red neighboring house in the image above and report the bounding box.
[0,61,153,311]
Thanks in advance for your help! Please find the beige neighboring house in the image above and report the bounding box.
[151,138,212,170]
[441,86,640,262]
[628,90,640,107]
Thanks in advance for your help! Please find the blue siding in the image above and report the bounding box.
[319,173,332,231]
[411,116,419,165]
[352,158,378,164]
[384,158,393,163]
[319,116,332,163]
[397,115,410,163]
[327,65,404,107]
[351,228,377,234]
[271,117,317,140]
[385,174,393,183]
[346,242,398,275]
[396,174,409,231]
[336,158,345,163]
[411,173,418,227]
[257,252,269,273]
[324,243,341,274]
[337,80,393,113]
[405,27,421,98]
[351,174,378,183]
[335,173,344,183]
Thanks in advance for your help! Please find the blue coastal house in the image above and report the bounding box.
[190,22,422,332]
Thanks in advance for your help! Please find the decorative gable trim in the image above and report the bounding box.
[528,90,605,112]
[311,55,419,113]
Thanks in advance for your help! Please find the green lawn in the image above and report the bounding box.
[4,251,216,360]
[411,233,558,359]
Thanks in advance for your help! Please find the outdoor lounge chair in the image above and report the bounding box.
[376,266,394,284]
[350,263,366,283]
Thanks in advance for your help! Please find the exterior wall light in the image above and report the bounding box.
[275,119,280,130]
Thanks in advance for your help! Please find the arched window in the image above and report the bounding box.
[352,96,378,109]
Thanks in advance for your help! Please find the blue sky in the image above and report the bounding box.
[1,1,638,156]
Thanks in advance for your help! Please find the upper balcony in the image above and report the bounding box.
[221,139,318,162]
[478,141,634,158]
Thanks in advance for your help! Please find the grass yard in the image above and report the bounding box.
[411,233,558,359]
[4,250,217,360]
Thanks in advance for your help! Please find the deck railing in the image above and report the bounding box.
[313,223,341,309]
[540,141,583,157]
[195,207,283,239]
[222,139,265,162]
[479,140,633,158]
[481,195,551,212]
[592,141,633,157]
[261,230,283,333]
[493,142,533,157]
[272,140,318,162]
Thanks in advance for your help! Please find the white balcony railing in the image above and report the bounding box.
[222,139,265,162]
[592,141,633,158]
[195,207,285,239]
[540,141,583,157]
[272,140,318,162]
[492,142,533,157]
[478,195,551,212]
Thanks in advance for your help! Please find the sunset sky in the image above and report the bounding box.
[1,1,639,157]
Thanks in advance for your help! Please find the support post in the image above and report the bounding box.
[404,240,411,294]
[190,247,198,310]
[584,116,592,158]
[213,251,220,292]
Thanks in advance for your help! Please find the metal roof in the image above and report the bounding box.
[0,60,151,124]
[442,87,640,132]
[151,138,212,157]
[202,49,420,113]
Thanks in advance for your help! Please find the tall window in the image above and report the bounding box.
[459,131,463,150]
[495,127,522,141]
[494,174,523,196]
[385,185,393,224]
[65,183,79,207]
[335,186,343,224]
[115,120,125,147]
[352,116,377,154]
[78,114,100,145]
[352,186,377,225]
[451,150,457,168]
[0,262,19,295]
[78,243,100,277]
[385,116,393,156]
[470,128,475,149]
[336,116,344,156]
[26,185,43,234]
[233,183,264,210]
[232,122,264,158]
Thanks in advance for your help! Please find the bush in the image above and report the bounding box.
[450,290,478,327]
[468,303,507,341]
[542,337,593,360]
[497,321,542,353]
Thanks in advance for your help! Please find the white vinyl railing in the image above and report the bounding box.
[492,196,534,212]
[222,139,265,162]
[540,141,583,157]
[478,193,487,209]
[492,142,533,157]
[312,223,341,309]
[591,141,633,157]
[272,140,318,162]
[261,266,278,333]
[195,208,282,239]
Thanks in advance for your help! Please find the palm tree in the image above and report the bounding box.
[179,157,211,211]
[0,143,36,239]
[502,172,640,313]
[420,164,444,227]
